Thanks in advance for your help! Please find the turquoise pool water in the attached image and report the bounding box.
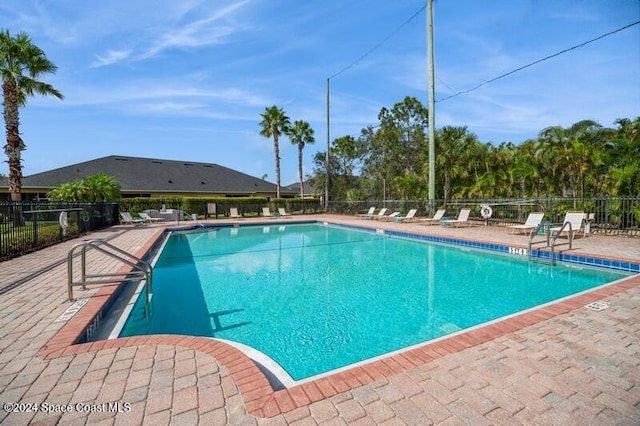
[119,223,629,381]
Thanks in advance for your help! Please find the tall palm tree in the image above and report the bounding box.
[259,105,290,199]
[287,120,315,198]
[1,30,63,203]
[435,125,478,201]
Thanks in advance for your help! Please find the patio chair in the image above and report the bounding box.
[507,212,544,235]
[370,208,388,220]
[418,209,446,226]
[120,212,145,225]
[394,209,418,223]
[262,207,274,218]
[139,212,165,223]
[358,207,376,218]
[229,207,242,219]
[278,207,292,217]
[550,211,586,239]
[445,208,472,227]
[376,211,401,221]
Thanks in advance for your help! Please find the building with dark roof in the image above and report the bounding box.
[0,155,297,200]
[283,180,322,198]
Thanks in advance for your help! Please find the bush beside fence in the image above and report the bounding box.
[118,197,323,219]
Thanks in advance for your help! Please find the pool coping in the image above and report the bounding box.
[37,220,640,418]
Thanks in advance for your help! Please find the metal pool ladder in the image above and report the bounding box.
[67,239,153,316]
[528,221,573,266]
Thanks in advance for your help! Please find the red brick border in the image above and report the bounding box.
[38,225,640,418]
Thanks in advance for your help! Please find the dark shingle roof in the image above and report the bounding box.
[284,180,320,195]
[21,155,288,195]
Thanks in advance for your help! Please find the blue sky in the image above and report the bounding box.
[2,0,639,185]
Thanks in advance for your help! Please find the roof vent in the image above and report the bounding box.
[168,180,173,184]
[152,161,163,164]
[184,163,193,166]
[115,158,128,161]
[201,181,206,184]
[203,165,212,168]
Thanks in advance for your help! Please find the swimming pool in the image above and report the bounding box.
[118,223,630,382]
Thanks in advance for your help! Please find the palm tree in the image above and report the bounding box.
[83,173,121,201]
[47,174,121,202]
[47,180,87,202]
[435,126,478,201]
[287,120,315,198]
[605,117,640,195]
[259,105,290,199]
[1,30,63,204]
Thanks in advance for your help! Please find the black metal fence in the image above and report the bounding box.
[0,201,119,261]
[3,196,635,260]
[328,196,640,235]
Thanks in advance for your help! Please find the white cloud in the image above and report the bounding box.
[137,1,251,60]
[91,49,133,68]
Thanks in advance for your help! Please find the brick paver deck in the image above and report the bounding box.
[1,215,638,425]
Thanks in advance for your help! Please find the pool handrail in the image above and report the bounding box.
[67,239,153,317]
[528,221,573,266]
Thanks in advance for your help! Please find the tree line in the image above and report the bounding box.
[307,96,639,201]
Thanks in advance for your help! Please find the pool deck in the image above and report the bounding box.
[0,214,638,425]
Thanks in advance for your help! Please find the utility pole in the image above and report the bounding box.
[427,0,436,201]
[325,78,330,211]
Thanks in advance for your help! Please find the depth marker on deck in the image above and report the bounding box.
[585,300,610,311]
[55,299,89,322]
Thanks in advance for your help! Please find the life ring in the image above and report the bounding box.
[480,205,493,219]
[59,212,69,235]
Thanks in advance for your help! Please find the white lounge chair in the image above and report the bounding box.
[370,208,388,220]
[262,207,274,218]
[139,212,165,223]
[445,208,471,227]
[508,212,544,235]
[229,207,242,219]
[358,207,376,218]
[550,211,585,239]
[278,207,292,217]
[394,209,418,223]
[120,212,145,225]
[377,211,401,221]
[419,209,446,226]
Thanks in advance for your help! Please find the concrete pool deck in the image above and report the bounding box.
[0,214,638,425]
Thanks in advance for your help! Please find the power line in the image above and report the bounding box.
[329,5,426,80]
[437,20,640,103]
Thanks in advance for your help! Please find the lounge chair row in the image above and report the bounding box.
[356,207,588,237]
[508,211,586,238]
[358,207,471,227]
[120,211,165,225]
[229,207,292,219]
